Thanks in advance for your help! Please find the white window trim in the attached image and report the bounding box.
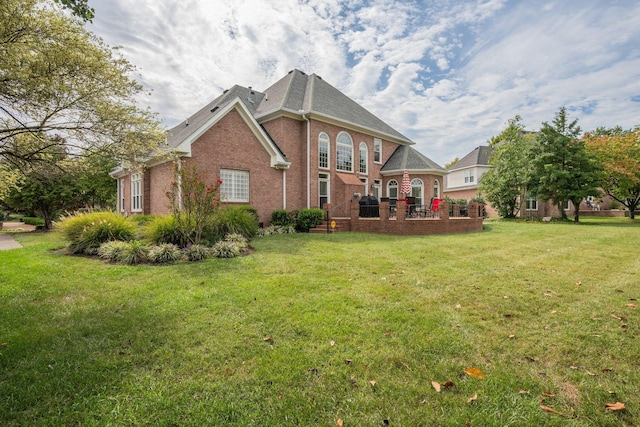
[411,178,424,206]
[220,169,250,203]
[387,179,398,199]
[526,198,538,211]
[318,132,330,170]
[464,169,475,184]
[433,179,440,199]
[336,131,353,172]
[119,178,125,212]
[374,138,382,164]
[359,142,368,175]
[131,173,142,212]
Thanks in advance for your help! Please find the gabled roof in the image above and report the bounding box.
[448,145,493,171]
[381,145,446,175]
[255,69,414,145]
[167,95,289,169]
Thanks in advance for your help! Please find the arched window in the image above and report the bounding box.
[336,132,353,172]
[433,179,440,199]
[318,132,329,169]
[387,179,398,200]
[411,178,424,206]
[359,142,368,174]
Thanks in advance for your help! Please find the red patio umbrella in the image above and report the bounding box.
[400,169,411,198]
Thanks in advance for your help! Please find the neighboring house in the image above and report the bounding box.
[112,69,445,225]
[444,145,497,216]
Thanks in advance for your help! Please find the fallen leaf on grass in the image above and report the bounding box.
[605,402,625,411]
[611,314,624,321]
[369,380,376,388]
[508,334,515,339]
[601,368,612,373]
[626,304,637,309]
[456,303,462,308]
[336,418,344,426]
[544,290,553,297]
[467,393,478,403]
[524,355,536,362]
[263,335,273,342]
[575,280,582,285]
[519,389,529,395]
[443,381,455,389]
[330,340,335,346]
[464,367,485,379]
[432,381,441,392]
[586,371,598,376]
[542,392,555,397]
[540,405,563,416]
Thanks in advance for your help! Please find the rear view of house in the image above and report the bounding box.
[112,69,445,225]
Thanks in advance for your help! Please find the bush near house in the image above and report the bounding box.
[56,210,255,263]
[270,208,324,232]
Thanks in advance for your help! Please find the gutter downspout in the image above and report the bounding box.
[302,113,311,209]
[282,169,287,209]
[177,158,183,211]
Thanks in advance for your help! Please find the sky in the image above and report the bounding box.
[88,0,640,166]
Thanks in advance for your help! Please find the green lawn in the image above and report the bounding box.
[1,219,638,426]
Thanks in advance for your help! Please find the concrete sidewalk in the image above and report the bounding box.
[0,233,23,250]
[0,222,36,250]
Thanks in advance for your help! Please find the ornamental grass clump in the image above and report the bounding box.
[97,241,130,262]
[145,215,185,246]
[210,240,241,258]
[148,243,182,264]
[211,205,259,240]
[119,240,149,265]
[57,211,135,254]
[184,244,209,262]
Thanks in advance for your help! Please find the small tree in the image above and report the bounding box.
[165,163,221,246]
[529,108,601,222]
[480,116,534,218]
[584,127,640,219]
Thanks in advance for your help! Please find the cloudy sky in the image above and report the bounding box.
[88,0,640,166]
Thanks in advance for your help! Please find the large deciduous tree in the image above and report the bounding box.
[528,108,601,222]
[480,116,535,218]
[583,127,640,219]
[0,0,163,173]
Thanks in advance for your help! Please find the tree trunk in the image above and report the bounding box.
[573,200,580,222]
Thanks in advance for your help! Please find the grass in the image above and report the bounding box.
[1,218,638,426]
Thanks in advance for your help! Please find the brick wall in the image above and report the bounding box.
[345,200,485,235]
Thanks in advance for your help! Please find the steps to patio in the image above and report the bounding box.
[309,218,350,233]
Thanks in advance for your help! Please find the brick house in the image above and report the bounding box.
[111,69,446,225]
[444,145,498,216]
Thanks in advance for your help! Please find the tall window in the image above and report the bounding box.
[220,169,249,202]
[411,178,424,206]
[387,179,398,200]
[336,132,353,172]
[433,179,440,198]
[119,178,125,212]
[374,138,382,163]
[464,169,475,184]
[359,142,368,174]
[318,132,329,169]
[131,173,142,212]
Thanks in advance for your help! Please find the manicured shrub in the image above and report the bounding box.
[119,240,149,265]
[184,244,209,262]
[145,215,187,246]
[22,216,45,226]
[211,205,259,240]
[270,209,297,227]
[148,243,182,263]
[57,211,135,254]
[97,241,130,262]
[210,240,241,258]
[296,208,324,232]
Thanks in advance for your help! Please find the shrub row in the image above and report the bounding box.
[270,208,324,232]
[56,206,258,258]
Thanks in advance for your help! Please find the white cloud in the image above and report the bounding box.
[88,0,640,165]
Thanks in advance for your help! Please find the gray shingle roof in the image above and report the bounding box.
[255,70,413,144]
[448,145,493,170]
[165,69,413,156]
[381,145,445,174]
